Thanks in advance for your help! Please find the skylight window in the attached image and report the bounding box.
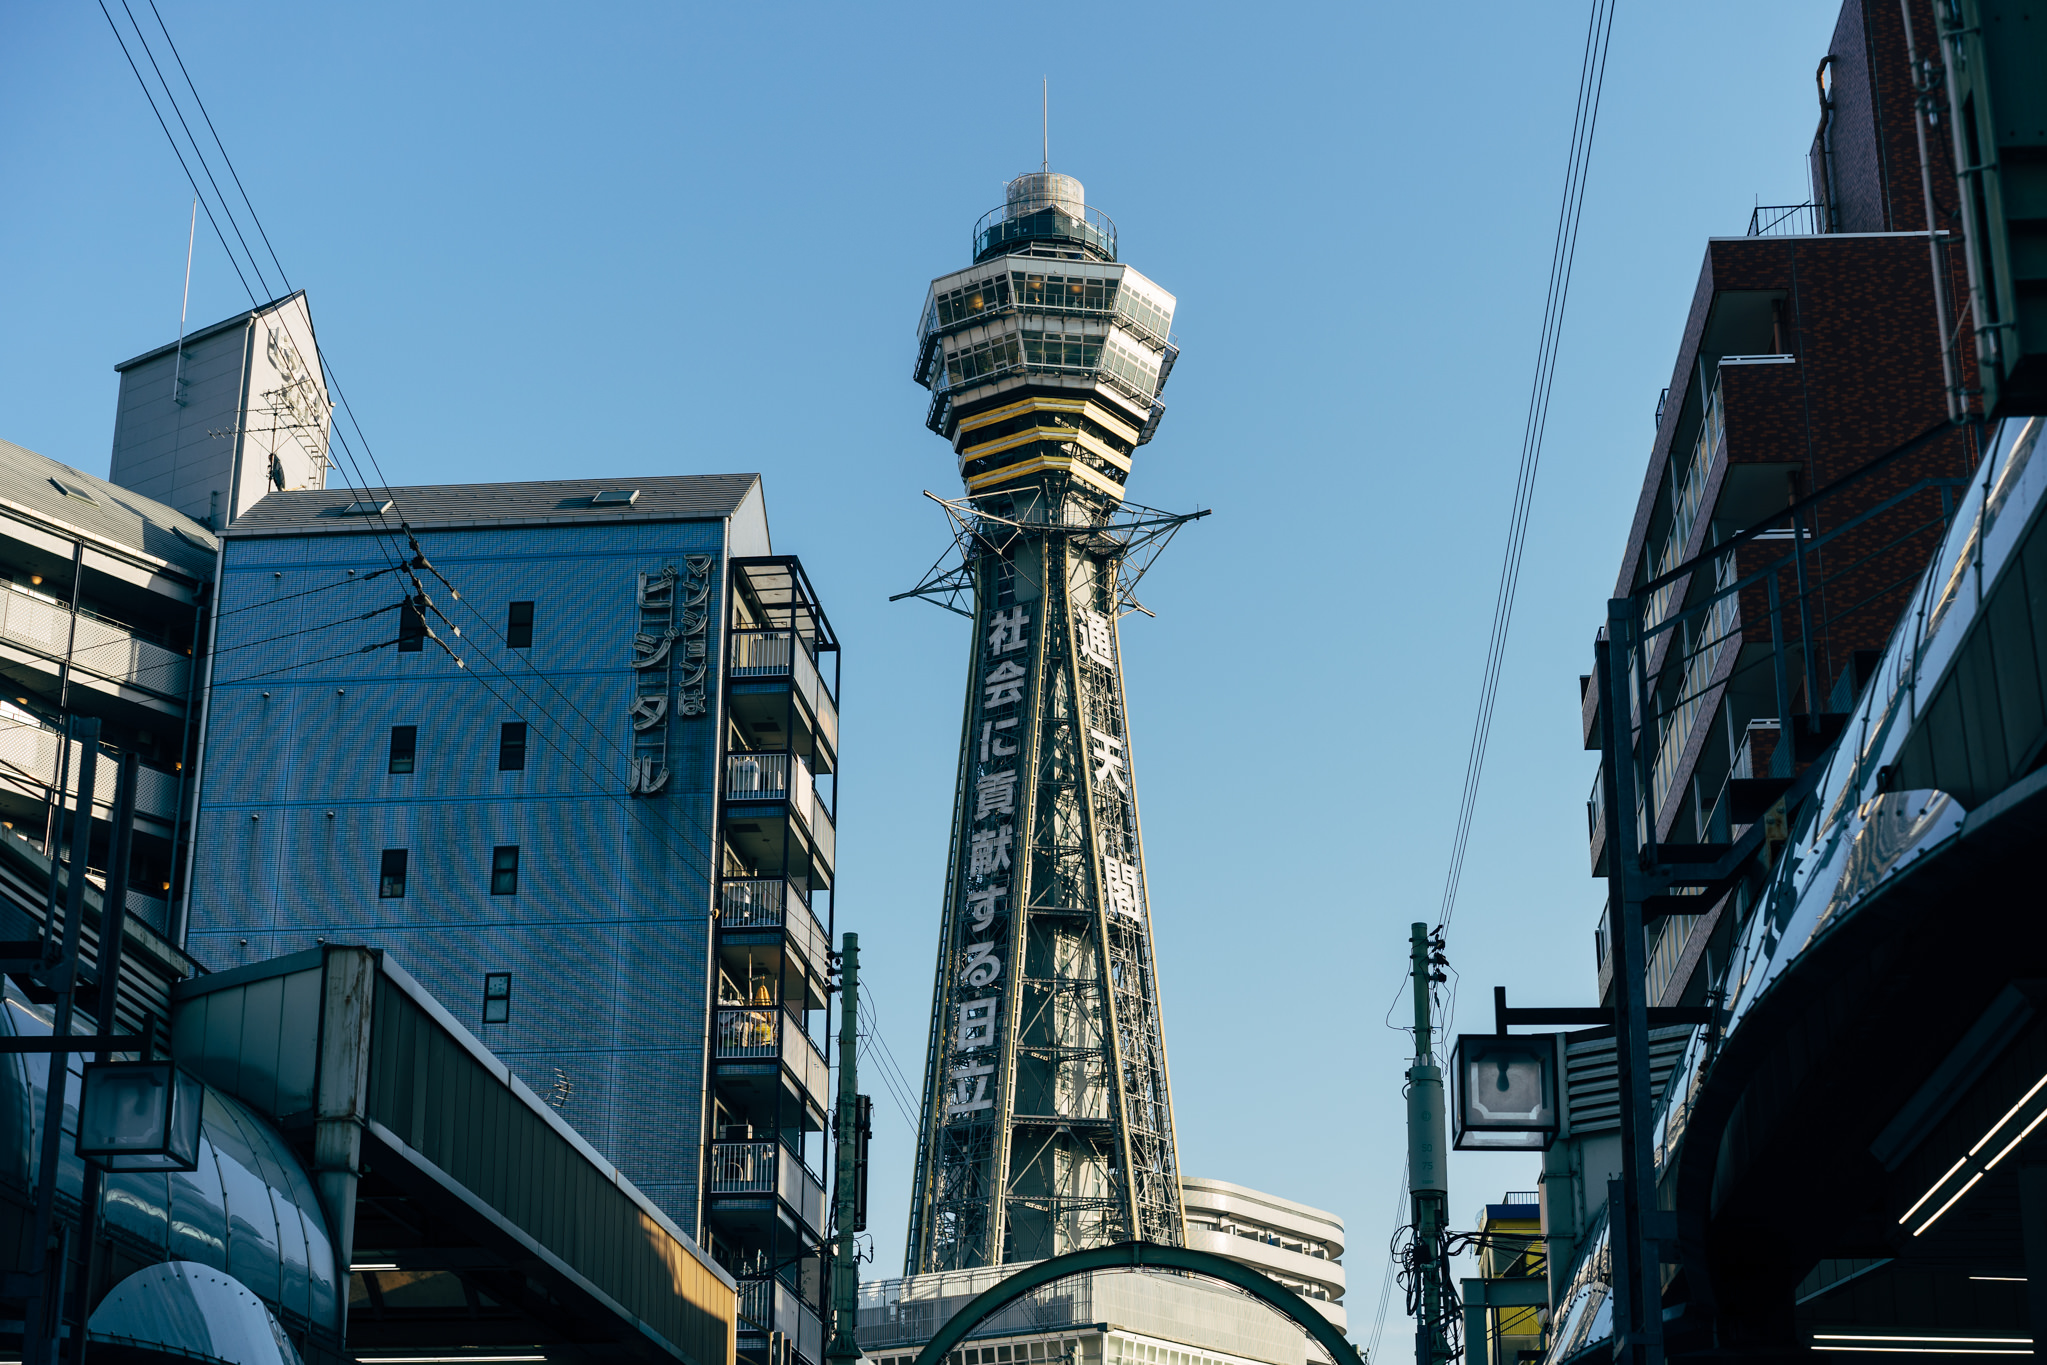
[589,489,640,507]
[48,478,98,507]
[340,500,393,516]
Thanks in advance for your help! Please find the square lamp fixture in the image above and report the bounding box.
[1453,1033,1558,1151]
[77,1060,204,1171]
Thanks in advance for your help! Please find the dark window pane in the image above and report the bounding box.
[506,601,535,649]
[498,721,528,772]
[379,848,408,899]
[483,972,511,1024]
[398,596,426,652]
[388,725,417,775]
[491,845,519,896]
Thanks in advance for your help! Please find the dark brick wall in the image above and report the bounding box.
[1813,0,1956,234]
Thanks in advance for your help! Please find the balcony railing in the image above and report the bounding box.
[725,751,836,869]
[720,877,829,965]
[709,1140,826,1237]
[1747,202,1823,237]
[730,629,839,753]
[0,589,191,700]
[0,717,182,829]
[739,1278,824,1363]
[715,1006,830,1104]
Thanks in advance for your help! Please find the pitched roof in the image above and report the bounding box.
[222,472,765,537]
[0,435,218,579]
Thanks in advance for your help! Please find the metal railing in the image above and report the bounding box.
[0,590,191,699]
[974,201,1117,262]
[0,717,181,826]
[741,1279,823,1363]
[724,752,835,868]
[709,1140,777,1193]
[720,877,804,927]
[1747,202,1823,237]
[719,877,830,966]
[715,1006,793,1059]
[716,1005,829,1102]
[728,629,838,731]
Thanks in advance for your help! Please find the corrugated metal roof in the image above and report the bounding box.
[222,472,764,537]
[0,435,218,578]
[112,290,304,372]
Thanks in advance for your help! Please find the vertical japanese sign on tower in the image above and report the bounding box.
[896,169,1207,1273]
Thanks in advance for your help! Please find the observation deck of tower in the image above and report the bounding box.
[903,170,1188,1274]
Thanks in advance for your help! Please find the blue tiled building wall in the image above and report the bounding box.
[188,516,731,1232]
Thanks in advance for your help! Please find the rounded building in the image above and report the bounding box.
[1179,1178,1347,1337]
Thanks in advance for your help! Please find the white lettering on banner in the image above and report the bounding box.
[961,941,1002,988]
[947,1063,996,1115]
[968,825,1013,877]
[965,883,1004,929]
[956,997,999,1050]
[1089,728,1130,794]
[988,607,1032,655]
[1101,852,1140,917]
[979,718,1019,761]
[983,660,1027,709]
[1078,609,1116,669]
[975,770,1019,820]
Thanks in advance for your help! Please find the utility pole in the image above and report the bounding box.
[1599,611,1665,1365]
[826,933,866,1365]
[1408,922,1451,1365]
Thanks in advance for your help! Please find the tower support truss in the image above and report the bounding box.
[900,491,1202,1274]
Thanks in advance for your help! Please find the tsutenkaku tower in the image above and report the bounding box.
[902,170,1189,1273]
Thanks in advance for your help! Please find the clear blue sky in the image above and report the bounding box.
[2,1,1837,1355]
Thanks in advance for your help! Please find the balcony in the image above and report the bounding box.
[708,1139,826,1237]
[1587,767,1608,877]
[724,751,836,880]
[729,630,839,760]
[720,877,830,980]
[715,1005,829,1111]
[0,715,182,836]
[0,589,192,704]
[738,1278,824,1365]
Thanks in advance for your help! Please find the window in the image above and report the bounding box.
[378,849,408,899]
[490,845,519,896]
[498,721,527,772]
[483,972,511,1024]
[388,725,417,774]
[398,596,425,652]
[506,601,534,649]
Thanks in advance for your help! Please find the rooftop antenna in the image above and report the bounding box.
[172,195,196,408]
[1042,76,1049,173]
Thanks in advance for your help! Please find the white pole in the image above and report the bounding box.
[172,196,196,403]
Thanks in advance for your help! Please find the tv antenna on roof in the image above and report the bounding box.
[1042,76,1049,173]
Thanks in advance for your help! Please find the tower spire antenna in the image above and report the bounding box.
[1042,76,1049,173]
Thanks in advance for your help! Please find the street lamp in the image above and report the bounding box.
[1452,1034,1558,1151]
[76,1060,204,1171]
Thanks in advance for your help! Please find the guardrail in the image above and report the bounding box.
[709,1140,825,1238]
[725,752,836,871]
[728,630,838,750]
[1747,202,1823,237]
[0,590,191,699]
[720,878,829,965]
[714,1006,830,1104]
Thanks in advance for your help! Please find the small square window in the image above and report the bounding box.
[398,596,426,653]
[490,845,519,896]
[388,725,417,774]
[498,721,528,772]
[378,849,408,899]
[506,601,534,649]
[483,972,511,1024]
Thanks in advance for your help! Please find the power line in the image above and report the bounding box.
[1436,0,1617,938]
[92,3,735,890]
